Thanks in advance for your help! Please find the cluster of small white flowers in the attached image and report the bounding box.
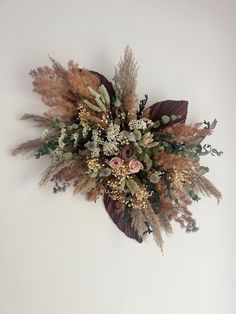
[129,119,154,130]
[41,129,49,140]
[103,141,119,156]
[58,128,66,149]
[92,129,102,145]
[90,129,102,158]
[107,124,120,141]
[145,119,154,127]
[81,122,90,138]
[119,130,136,144]
[102,125,138,156]
[99,124,119,156]
[72,132,79,146]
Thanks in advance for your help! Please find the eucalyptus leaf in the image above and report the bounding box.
[161,115,171,124]
[200,166,209,175]
[90,171,99,178]
[153,120,161,128]
[63,152,73,159]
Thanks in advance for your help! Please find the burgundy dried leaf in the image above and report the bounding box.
[103,193,143,243]
[149,100,188,125]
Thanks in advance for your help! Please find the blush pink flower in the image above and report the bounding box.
[128,159,143,174]
[109,157,123,169]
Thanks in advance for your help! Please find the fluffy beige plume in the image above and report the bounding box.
[114,46,139,118]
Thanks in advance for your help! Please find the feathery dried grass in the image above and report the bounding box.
[123,93,138,120]
[131,206,148,240]
[30,58,101,122]
[21,114,59,135]
[158,211,173,235]
[154,151,196,173]
[143,204,164,250]
[189,173,222,203]
[30,63,77,121]
[164,120,217,145]
[114,46,138,99]
[86,186,103,202]
[73,176,96,195]
[155,180,173,216]
[131,203,164,249]
[39,159,75,187]
[12,138,44,156]
[67,60,100,100]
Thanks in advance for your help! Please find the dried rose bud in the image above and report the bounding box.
[128,159,144,174]
[121,145,134,160]
[109,157,123,169]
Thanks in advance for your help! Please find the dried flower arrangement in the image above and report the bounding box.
[13,47,222,250]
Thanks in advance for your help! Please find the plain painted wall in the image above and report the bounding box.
[0,0,235,313]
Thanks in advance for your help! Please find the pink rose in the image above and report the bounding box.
[109,157,123,169]
[128,159,143,174]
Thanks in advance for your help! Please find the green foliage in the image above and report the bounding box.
[35,139,57,159]
[199,144,223,157]
[136,170,161,214]
[189,190,201,202]
[200,166,209,175]
[143,221,153,235]
[52,116,65,129]
[137,94,148,118]
[63,152,73,160]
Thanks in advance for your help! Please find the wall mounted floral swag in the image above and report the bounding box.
[13,47,222,250]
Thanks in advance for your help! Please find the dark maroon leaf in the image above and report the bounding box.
[91,71,115,99]
[103,193,143,243]
[149,100,188,125]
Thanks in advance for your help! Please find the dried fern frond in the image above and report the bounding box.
[172,188,198,233]
[39,160,74,187]
[114,46,139,98]
[52,159,86,182]
[11,138,44,156]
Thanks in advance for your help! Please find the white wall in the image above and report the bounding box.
[0,0,235,313]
